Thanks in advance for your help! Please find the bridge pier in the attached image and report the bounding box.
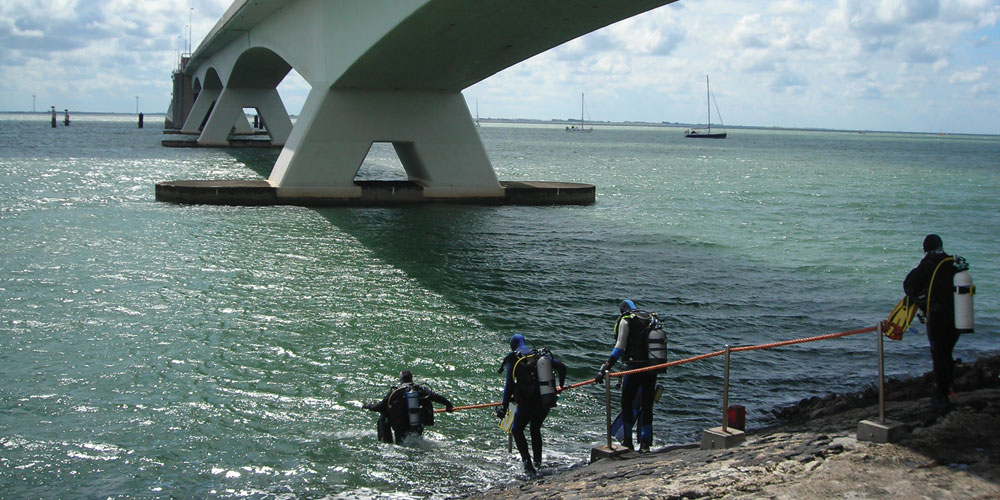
[196,87,293,146]
[160,0,680,206]
[180,88,220,135]
[268,88,503,200]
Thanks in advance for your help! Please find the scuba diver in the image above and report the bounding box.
[363,370,454,444]
[496,334,567,475]
[903,234,974,411]
[595,300,666,453]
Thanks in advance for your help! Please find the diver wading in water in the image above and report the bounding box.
[496,334,567,475]
[595,300,667,452]
[364,370,454,444]
[903,234,975,411]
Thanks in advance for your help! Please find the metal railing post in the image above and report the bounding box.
[604,375,613,449]
[877,323,885,424]
[722,345,731,433]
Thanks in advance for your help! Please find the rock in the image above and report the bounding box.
[471,355,1000,499]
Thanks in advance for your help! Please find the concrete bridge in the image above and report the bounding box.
[160,0,678,205]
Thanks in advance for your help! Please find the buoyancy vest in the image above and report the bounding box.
[387,383,435,431]
[617,310,654,365]
[512,349,557,408]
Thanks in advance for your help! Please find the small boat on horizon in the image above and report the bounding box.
[566,92,593,132]
[685,75,727,139]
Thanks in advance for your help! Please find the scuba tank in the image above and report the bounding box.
[404,385,421,429]
[953,257,974,334]
[647,316,667,366]
[535,349,557,408]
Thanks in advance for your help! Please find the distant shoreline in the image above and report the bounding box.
[475,117,995,137]
[2,111,994,137]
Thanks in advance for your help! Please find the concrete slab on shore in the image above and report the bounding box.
[161,138,280,148]
[155,179,595,206]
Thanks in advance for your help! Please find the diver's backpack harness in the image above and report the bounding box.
[617,310,667,369]
[387,383,437,431]
[511,348,557,408]
[923,255,975,334]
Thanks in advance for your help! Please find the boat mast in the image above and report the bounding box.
[581,92,585,129]
[706,75,711,134]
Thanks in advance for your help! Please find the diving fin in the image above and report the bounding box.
[882,296,918,341]
[498,403,517,434]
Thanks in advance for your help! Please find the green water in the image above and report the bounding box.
[1,114,998,498]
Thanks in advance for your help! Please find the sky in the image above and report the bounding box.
[1,0,998,134]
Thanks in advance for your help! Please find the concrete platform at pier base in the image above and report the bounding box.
[162,130,270,136]
[589,445,632,463]
[155,180,595,206]
[857,418,908,443]
[161,138,280,148]
[701,427,746,450]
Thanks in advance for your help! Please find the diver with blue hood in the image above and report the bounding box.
[595,300,663,452]
[364,370,454,444]
[496,334,567,474]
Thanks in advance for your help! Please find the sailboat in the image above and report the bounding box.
[565,93,593,132]
[684,75,727,139]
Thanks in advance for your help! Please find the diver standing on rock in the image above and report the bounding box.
[903,234,974,411]
[363,370,454,444]
[595,300,667,452]
[496,334,566,475]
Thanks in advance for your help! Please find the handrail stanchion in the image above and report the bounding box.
[722,344,731,433]
[857,322,905,443]
[604,375,613,450]
[877,322,886,424]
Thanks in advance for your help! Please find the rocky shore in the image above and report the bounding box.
[472,355,1000,499]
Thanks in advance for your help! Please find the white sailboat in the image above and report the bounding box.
[684,75,727,139]
[565,93,593,132]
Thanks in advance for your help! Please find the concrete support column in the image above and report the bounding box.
[181,88,220,134]
[254,89,293,145]
[166,70,194,130]
[197,87,293,146]
[268,87,503,199]
[232,113,255,135]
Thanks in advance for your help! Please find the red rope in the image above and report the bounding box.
[434,325,877,413]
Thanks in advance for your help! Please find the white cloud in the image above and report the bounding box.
[605,11,685,55]
[948,65,989,84]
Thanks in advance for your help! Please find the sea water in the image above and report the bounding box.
[1,114,998,498]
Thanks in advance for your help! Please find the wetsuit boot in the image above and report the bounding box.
[638,424,652,453]
[522,459,537,475]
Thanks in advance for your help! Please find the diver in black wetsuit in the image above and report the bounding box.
[364,370,454,444]
[903,234,961,410]
[496,334,566,475]
[595,300,658,452]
